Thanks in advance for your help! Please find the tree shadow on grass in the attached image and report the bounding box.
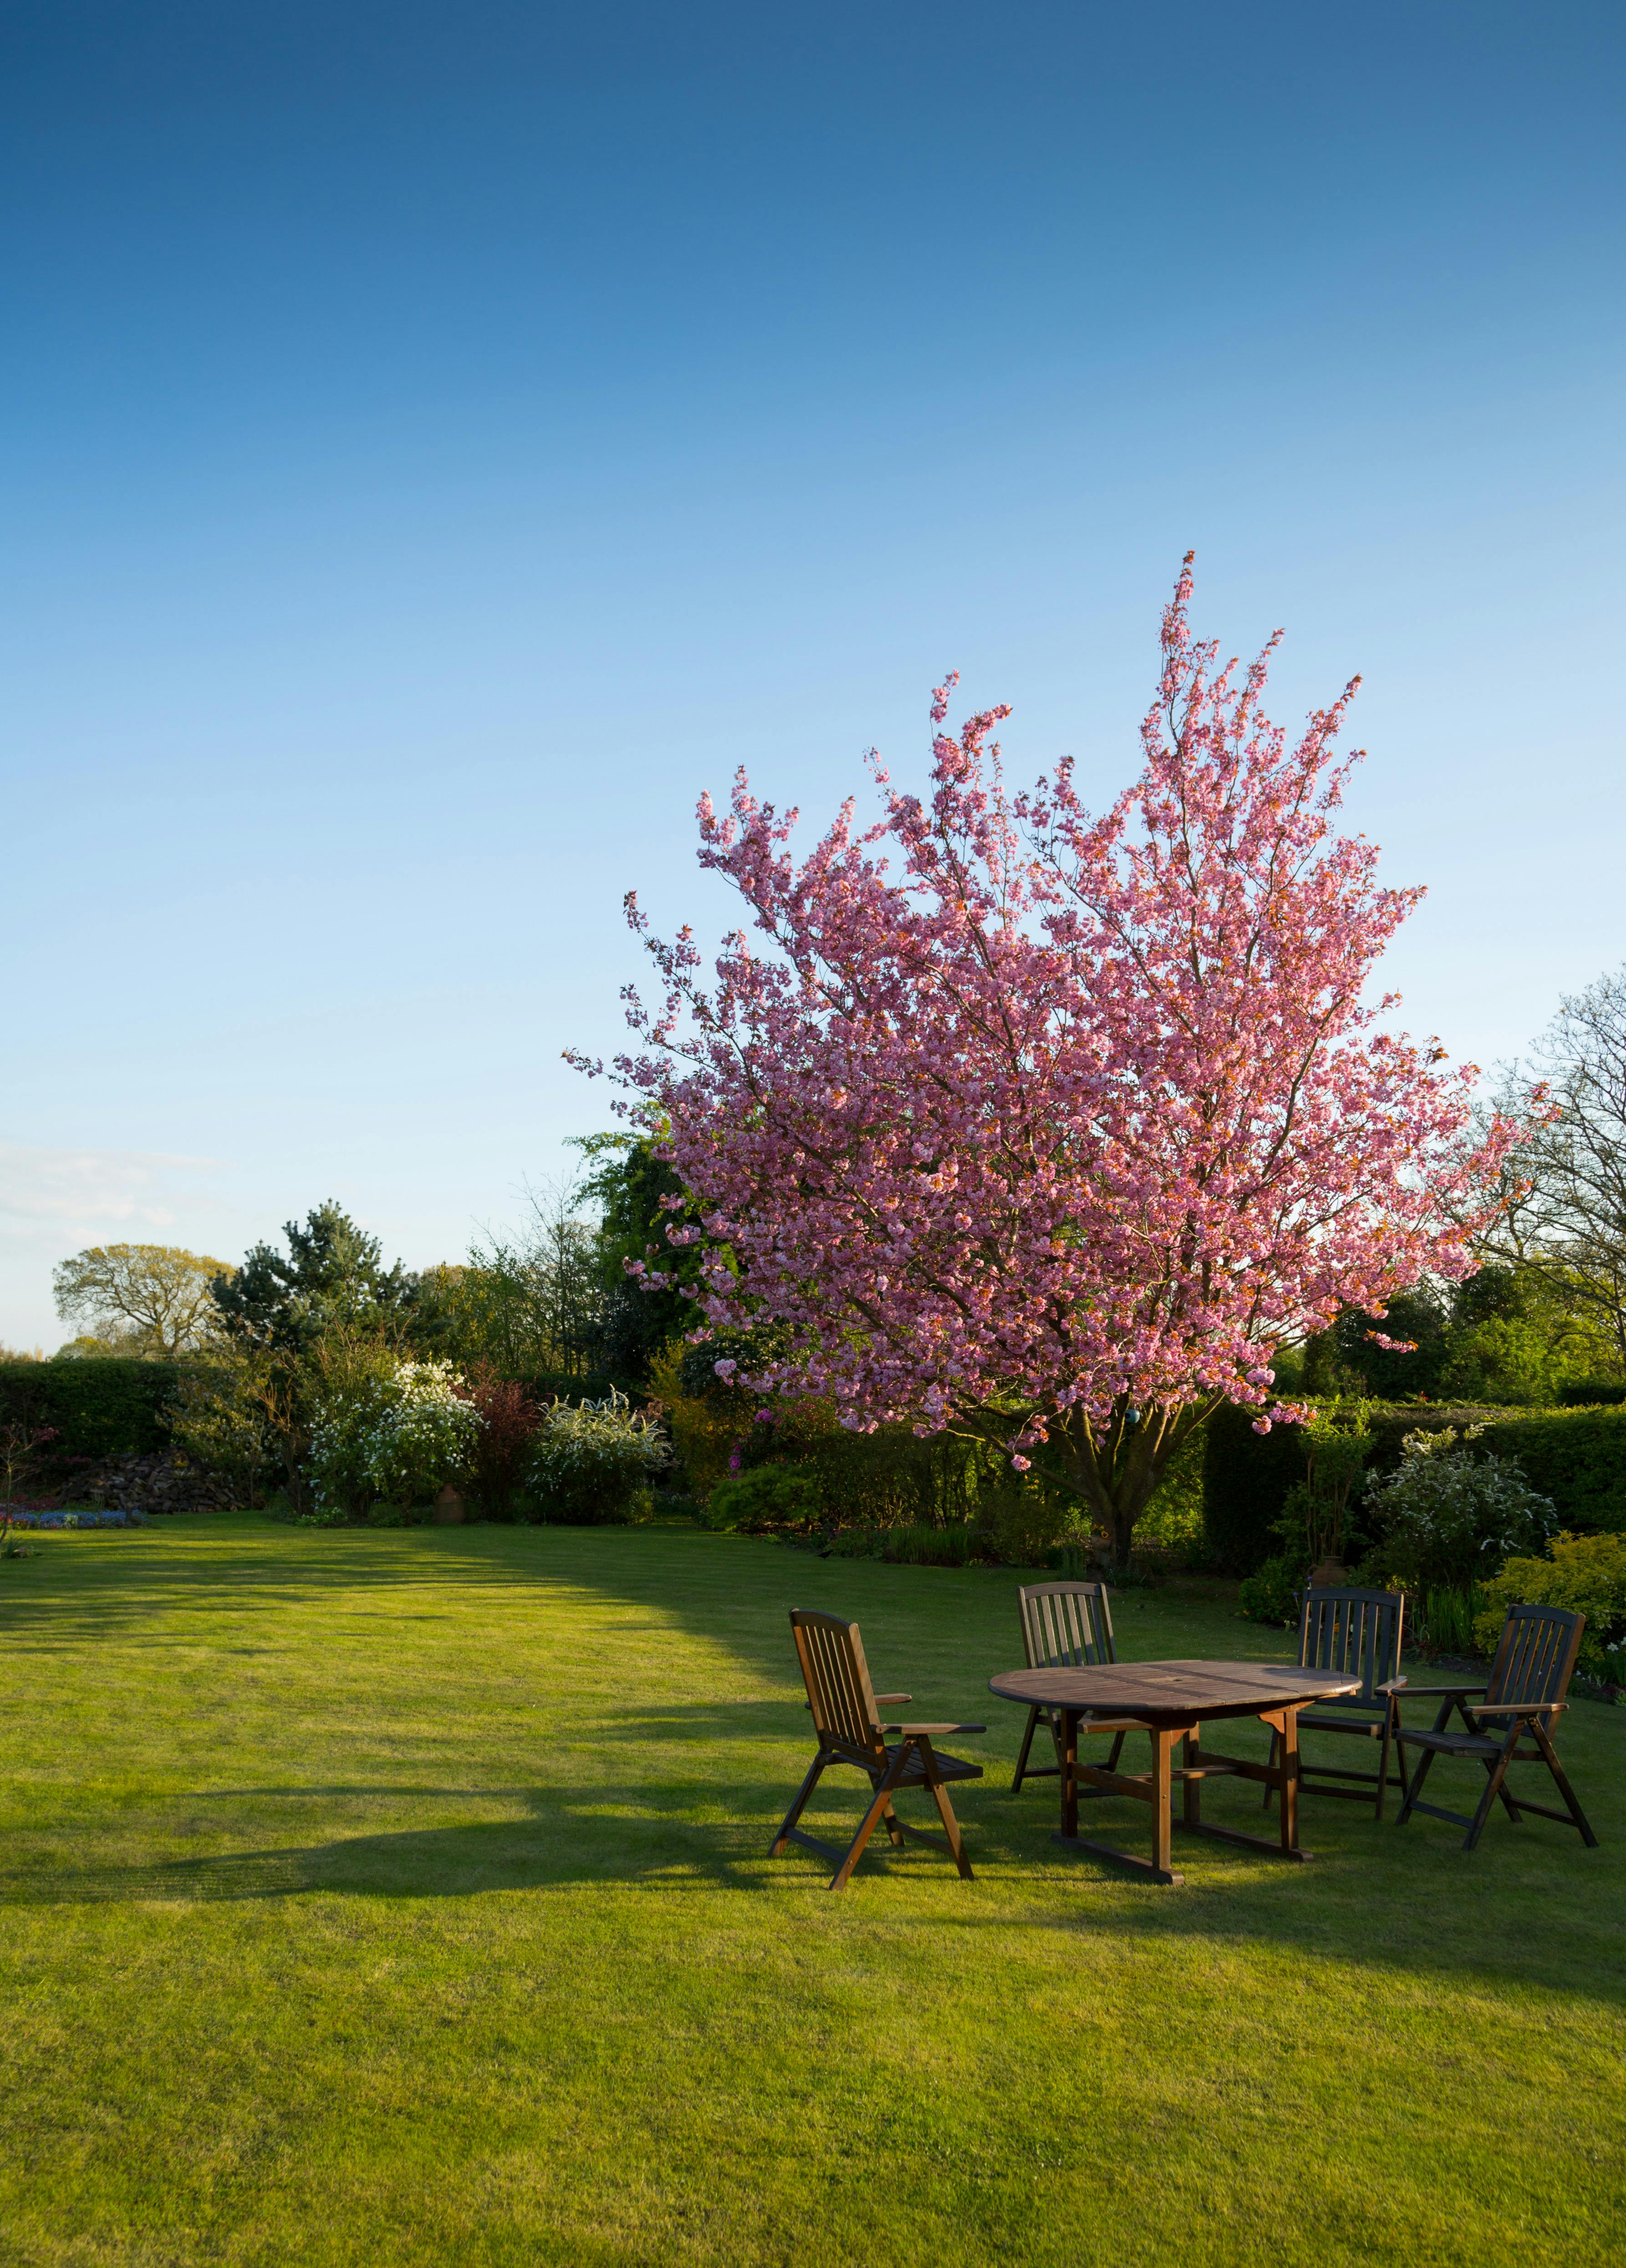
[0,1807,772,1904]
[7,1719,1625,2021]
[6,1524,1625,2011]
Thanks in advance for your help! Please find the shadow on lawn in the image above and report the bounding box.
[0,1804,777,1904]
[6,1522,1624,2008]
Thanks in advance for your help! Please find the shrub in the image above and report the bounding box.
[1361,1427,1557,1591]
[167,1350,278,1503]
[650,1338,1002,1525]
[1135,1430,1206,1563]
[462,1364,540,1518]
[824,1522,986,1567]
[1238,1551,1307,1627]
[0,1358,181,1462]
[310,1357,482,1515]
[1474,1530,1626,1678]
[979,1483,1086,1568]
[1204,1396,1626,1575]
[1202,1403,1309,1574]
[527,1390,667,1524]
[702,1465,820,1533]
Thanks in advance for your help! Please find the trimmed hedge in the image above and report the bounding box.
[0,1359,183,1461]
[1201,1406,1309,1575]
[1202,1398,1626,1575]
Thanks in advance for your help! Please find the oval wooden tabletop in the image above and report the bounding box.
[988,1659,1364,1723]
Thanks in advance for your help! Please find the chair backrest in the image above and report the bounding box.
[1017,1581,1118,1673]
[1297,1587,1404,1703]
[789,1609,886,1765]
[1485,1603,1586,1711]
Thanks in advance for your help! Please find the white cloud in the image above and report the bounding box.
[0,1143,222,1232]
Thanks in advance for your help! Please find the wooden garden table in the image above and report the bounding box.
[988,1659,1364,1886]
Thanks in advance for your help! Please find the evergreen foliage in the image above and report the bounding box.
[1204,1395,1626,1574]
[210,1202,417,1352]
[0,1358,182,1462]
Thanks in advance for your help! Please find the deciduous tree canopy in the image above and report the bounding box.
[53,1243,233,1359]
[583,559,1524,1558]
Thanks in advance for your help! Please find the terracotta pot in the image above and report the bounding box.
[1309,1558,1349,1589]
[433,1485,465,1525]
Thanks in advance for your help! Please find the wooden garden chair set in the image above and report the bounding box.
[772,1584,1599,1889]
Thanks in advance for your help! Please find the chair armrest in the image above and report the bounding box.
[1468,1700,1568,1718]
[1376,1677,1408,1694]
[1402,1684,1487,1696]
[882,1721,987,1737]
[872,1693,912,1705]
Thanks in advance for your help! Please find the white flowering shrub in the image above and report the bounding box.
[310,1359,483,1514]
[527,1390,668,1524]
[1362,1425,1557,1591]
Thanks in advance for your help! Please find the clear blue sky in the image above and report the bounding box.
[4,1,1623,1348]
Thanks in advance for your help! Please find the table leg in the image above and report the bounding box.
[1049,1712,1184,1885]
[1278,1706,1301,1854]
[1169,1711,1311,1863]
[1150,1728,1173,1876]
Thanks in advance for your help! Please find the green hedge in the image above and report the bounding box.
[1200,1406,1309,1575]
[0,1359,183,1461]
[1202,1398,1626,1575]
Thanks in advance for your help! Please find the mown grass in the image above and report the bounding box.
[1,1514,1623,2266]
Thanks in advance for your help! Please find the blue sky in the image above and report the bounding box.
[3,1,1623,1347]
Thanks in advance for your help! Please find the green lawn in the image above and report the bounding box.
[2,1517,1623,2266]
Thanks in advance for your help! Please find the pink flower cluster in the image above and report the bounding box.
[574,557,1524,1456]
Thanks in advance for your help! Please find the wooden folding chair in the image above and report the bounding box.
[1396,1603,1599,1853]
[1011,1580,1147,1794]
[771,1609,985,1890]
[1262,1586,1407,1819]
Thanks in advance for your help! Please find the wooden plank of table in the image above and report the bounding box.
[989,1659,1362,1723]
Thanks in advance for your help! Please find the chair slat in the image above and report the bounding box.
[1019,1579,1117,1672]
[1487,1602,1583,1709]
[1281,1587,1407,1820]
[1297,1585,1402,1700]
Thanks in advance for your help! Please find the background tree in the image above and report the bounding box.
[1476,965,1626,1379]
[575,1132,708,1388]
[413,1182,603,1386]
[209,1202,416,1352]
[1304,1264,1602,1406]
[53,1243,233,1359]
[585,558,1523,1561]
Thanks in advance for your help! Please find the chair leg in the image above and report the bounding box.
[1396,1744,1434,1825]
[1463,1731,1521,1852]
[919,1739,974,1881]
[770,1751,830,1855]
[880,1798,908,1849]
[829,1746,913,1891]
[1370,1705,1406,1823]
[1531,1719,1601,1848]
[1262,1727,1279,1812]
[1103,1730,1125,1774]
[1476,1745,1524,1825]
[1012,1706,1042,1793]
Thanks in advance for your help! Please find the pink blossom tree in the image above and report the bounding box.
[575,557,1524,1562]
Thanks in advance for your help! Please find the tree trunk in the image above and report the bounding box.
[1052,1397,1216,1568]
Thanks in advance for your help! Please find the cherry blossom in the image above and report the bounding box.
[573,557,1525,1559]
